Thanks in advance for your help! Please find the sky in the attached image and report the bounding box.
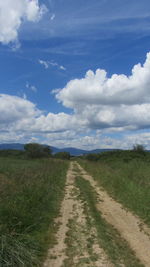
[1,0,150,150]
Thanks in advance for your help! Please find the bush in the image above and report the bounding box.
[54,152,70,160]
[85,153,100,161]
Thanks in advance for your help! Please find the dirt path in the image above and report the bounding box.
[43,162,75,267]
[44,162,113,267]
[75,162,150,267]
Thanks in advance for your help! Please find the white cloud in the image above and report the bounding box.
[2,53,150,149]
[50,13,55,21]
[38,59,49,69]
[0,94,37,130]
[26,82,37,92]
[0,94,84,135]
[60,65,66,71]
[57,52,150,107]
[0,94,39,127]
[38,59,66,70]
[55,52,150,131]
[0,0,47,44]
[1,93,150,149]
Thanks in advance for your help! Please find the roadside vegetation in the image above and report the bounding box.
[79,148,150,226]
[0,156,68,266]
[76,176,143,267]
[54,151,71,160]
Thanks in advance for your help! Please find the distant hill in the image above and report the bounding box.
[0,143,117,156]
[0,143,24,150]
[50,146,89,156]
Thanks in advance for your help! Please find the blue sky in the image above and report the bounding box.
[1,0,150,149]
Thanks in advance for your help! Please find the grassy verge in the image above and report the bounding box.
[0,157,68,266]
[76,176,144,267]
[79,158,150,226]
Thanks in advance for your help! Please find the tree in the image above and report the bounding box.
[24,143,51,158]
[132,144,145,153]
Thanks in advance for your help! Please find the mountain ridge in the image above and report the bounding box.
[0,143,118,156]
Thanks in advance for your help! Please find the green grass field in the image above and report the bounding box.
[0,157,68,266]
[79,152,150,227]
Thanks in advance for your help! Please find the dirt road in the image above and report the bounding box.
[44,162,150,267]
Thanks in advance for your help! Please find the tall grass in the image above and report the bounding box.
[79,155,150,226]
[0,157,68,266]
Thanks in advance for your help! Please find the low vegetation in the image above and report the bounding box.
[0,157,68,266]
[0,144,149,266]
[54,151,71,160]
[76,176,143,267]
[0,143,71,160]
[79,149,150,226]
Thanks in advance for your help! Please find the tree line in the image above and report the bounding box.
[0,143,71,160]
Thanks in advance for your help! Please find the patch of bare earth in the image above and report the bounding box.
[75,162,150,267]
[44,162,113,267]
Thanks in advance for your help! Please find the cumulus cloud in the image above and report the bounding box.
[56,52,150,107]
[0,0,47,44]
[2,53,150,149]
[0,94,84,135]
[0,94,39,126]
[55,52,150,131]
[1,93,150,149]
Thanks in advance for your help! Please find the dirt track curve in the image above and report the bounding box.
[44,161,150,267]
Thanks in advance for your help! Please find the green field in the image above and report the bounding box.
[0,157,68,266]
[79,151,150,227]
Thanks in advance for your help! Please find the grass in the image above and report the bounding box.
[0,157,69,266]
[79,154,150,227]
[76,176,144,267]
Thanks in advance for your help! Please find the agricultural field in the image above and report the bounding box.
[0,157,68,266]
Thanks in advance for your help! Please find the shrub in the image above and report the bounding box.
[85,153,100,161]
[54,152,70,160]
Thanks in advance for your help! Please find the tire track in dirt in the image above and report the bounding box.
[63,171,113,267]
[75,162,150,267]
[44,162,113,267]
